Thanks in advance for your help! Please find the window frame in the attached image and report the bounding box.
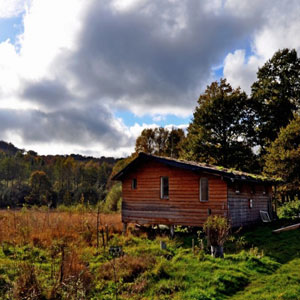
[131,178,137,190]
[199,177,209,202]
[160,176,169,199]
[249,198,253,209]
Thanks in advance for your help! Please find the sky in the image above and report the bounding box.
[0,0,300,158]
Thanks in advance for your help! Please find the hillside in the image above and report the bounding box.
[0,141,21,156]
[0,210,300,299]
[0,140,118,164]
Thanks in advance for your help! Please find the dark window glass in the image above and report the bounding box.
[161,177,169,199]
[132,178,137,190]
[200,178,209,201]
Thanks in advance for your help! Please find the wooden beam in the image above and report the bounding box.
[273,223,300,233]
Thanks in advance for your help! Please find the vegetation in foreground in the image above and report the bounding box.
[0,209,300,300]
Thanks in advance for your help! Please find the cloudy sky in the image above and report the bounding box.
[0,0,300,157]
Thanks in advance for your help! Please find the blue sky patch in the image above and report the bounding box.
[114,110,192,127]
[0,15,23,45]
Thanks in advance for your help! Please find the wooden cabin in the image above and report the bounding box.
[113,152,276,228]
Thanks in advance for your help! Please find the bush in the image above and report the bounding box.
[0,184,30,208]
[99,255,154,282]
[278,200,300,219]
[204,216,230,258]
[13,263,45,300]
[203,216,230,247]
[103,183,122,212]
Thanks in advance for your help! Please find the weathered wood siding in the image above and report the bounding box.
[228,184,272,227]
[122,160,228,226]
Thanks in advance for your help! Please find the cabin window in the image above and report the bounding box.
[249,198,253,208]
[200,178,209,202]
[131,178,137,190]
[161,177,169,199]
[263,185,268,195]
[251,185,256,194]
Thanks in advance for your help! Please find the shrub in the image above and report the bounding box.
[0,275,12,298]
[13,263,45,300]
[103,183,122,212]
[99,255,154,282]
[203,216,230,258]
[49,248,93,299]
[204,216,230,247]
[278,200,300,219]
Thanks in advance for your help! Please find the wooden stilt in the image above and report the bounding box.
[122,222,127,235]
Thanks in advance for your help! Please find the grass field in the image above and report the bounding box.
[0,209,300,300]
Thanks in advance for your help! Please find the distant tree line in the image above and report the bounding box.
[0,145,116,208]
[135,48,300,201]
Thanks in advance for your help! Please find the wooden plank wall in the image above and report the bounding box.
[122,161,228,226]
[228,183,272,227]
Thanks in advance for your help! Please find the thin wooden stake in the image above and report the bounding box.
[105,224,109,243]
[96,206,100,249]
[192,239,195,255]
[101,228,106,250]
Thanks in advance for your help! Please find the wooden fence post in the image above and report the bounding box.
[96,206,100,249]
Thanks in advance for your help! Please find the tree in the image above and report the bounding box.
[135,127,185,158]
[264,115,300,199]
[135,129,156,154]
[25,171,53,206]
[0,157,13,187]
[251,48,300,151]
[165,128,186,158]
[62,157,75,191]
[183,79,256,171]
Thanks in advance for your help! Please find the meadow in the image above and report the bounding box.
[0,209,300,300]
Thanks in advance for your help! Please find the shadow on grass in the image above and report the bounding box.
[230,219,300,264]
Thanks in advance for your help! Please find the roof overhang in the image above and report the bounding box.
[112,152,280,185]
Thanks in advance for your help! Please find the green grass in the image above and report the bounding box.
[231,259,300,300]
[1,219,300,299]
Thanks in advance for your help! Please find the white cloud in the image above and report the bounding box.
[19,0,86,80]
[224,0,300,94]
[0,0,26,18]
[223,50,261,94]
[0,40,20,96]
[152,115,166,122]
[1,0,300,157]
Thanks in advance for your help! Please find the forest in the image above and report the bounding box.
[0,141,117,208]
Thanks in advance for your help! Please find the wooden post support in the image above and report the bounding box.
[170,225,175,238]
[122,222,127,235]
[192,238,195,255]
[160,241,166,250]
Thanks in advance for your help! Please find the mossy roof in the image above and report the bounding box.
[113,152,281,184]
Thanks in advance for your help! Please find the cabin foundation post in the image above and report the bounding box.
[122,222,127,235]
[170,225,175,238]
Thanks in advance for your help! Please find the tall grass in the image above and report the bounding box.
[0,210,300,299]
[0,208,122,247]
